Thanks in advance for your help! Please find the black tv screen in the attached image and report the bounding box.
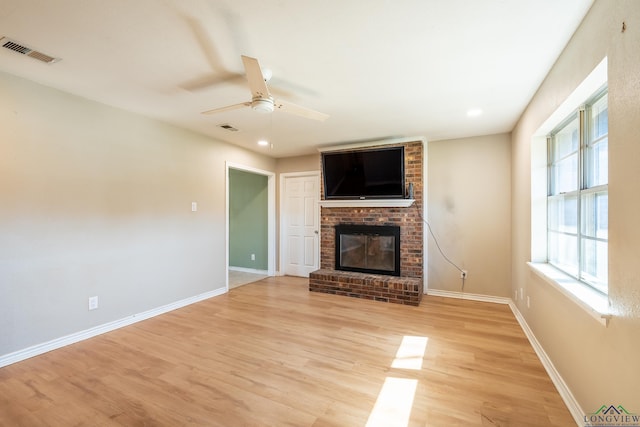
[322,146,405,199]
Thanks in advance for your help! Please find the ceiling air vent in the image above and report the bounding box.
[1,37,60,64]
[218,124,239,132]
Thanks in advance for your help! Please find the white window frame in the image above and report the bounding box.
[547,87,608,294]
[529,58,610,326]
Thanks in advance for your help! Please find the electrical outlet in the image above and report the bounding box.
[251,253,255,261]
[191,202,197,212]
[460,270,467,279]
[88,296,98,311]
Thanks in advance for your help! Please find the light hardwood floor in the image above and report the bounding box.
[228,270,268,289]
[0,276,574,426]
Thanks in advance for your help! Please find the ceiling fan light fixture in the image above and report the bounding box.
[252,98,274,113]
[202,56,327,121]
[262,68,273,82]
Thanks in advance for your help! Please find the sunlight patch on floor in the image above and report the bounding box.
[366,377,418,427]
[366,335,429,427]
[391,335,429,370]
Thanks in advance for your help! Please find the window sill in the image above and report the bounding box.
[527,262,611,327]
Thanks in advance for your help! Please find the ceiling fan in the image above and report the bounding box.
[201,55,328,122]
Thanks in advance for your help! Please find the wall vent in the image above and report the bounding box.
[1,37,60,64]
[218,124,239,132]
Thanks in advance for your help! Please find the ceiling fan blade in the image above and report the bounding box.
[241,55,271,98]
[201,102,250,115]
[275,99,329,122]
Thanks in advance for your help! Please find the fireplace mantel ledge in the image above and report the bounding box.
[319,199,415,208]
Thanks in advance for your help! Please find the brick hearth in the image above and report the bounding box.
[309,269,423,306]
[309,140,424,306]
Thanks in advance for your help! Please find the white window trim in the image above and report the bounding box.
[530,57,610,327]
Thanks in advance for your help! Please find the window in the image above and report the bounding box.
[547,88,608,294]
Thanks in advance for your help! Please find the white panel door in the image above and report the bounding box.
[282,173,319,277]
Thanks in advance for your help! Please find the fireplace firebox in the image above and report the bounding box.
[335,224,401,276]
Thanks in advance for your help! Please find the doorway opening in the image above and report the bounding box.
[226,162,276,290]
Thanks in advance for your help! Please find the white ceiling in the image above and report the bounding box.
[0,0,594,158]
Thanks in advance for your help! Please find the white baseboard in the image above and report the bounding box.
[426,288,511,305]
[426,288,582,426]
[508,302,583,426]
[228,266,269,275]
[0,287,227,369]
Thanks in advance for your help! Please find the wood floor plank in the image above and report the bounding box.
[0,276,574,426]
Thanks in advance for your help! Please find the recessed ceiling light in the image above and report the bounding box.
[467,109,483,117]
[258,139,269,146]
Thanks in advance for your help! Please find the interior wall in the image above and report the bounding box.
[229,169,268,270]
[275,154,321,175]
[511,0,640,412]
[0,71,276,357]
[427,133,512,297]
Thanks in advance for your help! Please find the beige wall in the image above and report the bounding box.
[275,154,320,175]
[427,133,512,297]
[512,0,640,412]
[0,71,275,356]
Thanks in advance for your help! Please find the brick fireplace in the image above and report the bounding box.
[309,140,424,305]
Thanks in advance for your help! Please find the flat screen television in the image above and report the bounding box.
[322,146,405,199]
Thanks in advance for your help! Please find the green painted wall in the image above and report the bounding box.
[229,169,268,270]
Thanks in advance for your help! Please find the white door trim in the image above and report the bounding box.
[279,171,321,276]
[226,162,276,292]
